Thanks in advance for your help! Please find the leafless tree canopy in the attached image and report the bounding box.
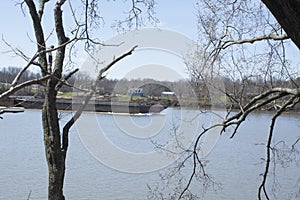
[0,1,154,199]
[151,1,300,200]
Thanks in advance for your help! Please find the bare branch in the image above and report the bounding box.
[61,45,138,151]
[25,0,48,73]
[8,37,76,88]
[258,95,299,200]
[52,0,68,81]
[178,123,222,199]
[0,107,24,116]
[112,0,158,31]
[1,37,36,64]
[38,0,50,20]
[292,137,300,150]
[55,68,79,91]
[0,75,51,100]
[177,86,300,198]
[186,1,300,199]
[225,87,300,124]
[226,92,290,138]
[10,53,39,87]
[178,152,197,199]
[222,33,289,49]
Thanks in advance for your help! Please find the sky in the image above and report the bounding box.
[0,1,199,81]
[0,0,298,81]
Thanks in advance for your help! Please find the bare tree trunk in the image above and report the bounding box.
[24,1,66,198]
[42,2,68,198]
[42,82,66,200]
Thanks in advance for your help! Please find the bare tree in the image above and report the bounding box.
[154,0,300,199]
[196,0,298,199]
[0,0,154,199]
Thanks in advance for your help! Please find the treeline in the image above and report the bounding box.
[0,66,298,107]
[0,66,41,83]
[71,75,194,98]
[0,67,193,98]
[189,75,297,107]
[0,67,41,96]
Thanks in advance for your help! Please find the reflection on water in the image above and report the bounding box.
[0,109,299,199]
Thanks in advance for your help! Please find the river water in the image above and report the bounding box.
[0,108,299,200]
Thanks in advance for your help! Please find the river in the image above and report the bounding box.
[0,108,299,199]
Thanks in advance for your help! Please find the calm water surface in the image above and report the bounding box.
[0,109,299,199]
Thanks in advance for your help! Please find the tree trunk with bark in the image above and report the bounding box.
[262,0,300,49]
[42,82,66,200]
[43,2,69,199]
[25,0,68,199]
